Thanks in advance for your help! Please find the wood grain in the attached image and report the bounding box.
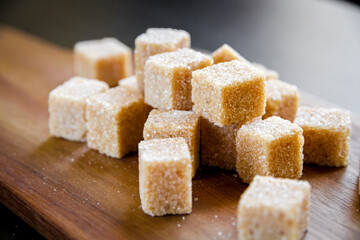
[0,25,359,240]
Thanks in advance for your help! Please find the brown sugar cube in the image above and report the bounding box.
[201,117,261,170]
[118,75,141,94]
[74,38,133,87]
[252,62,279,81]
[294,106,351,167]
[263,79,299,122]
[236,116,304,183]
[201,117,241,170]
[135,28,190,92]
[237,176,311,240]
[86,86,152,158]
[139,138,192,216]
[143,110,200,177]
[211,44,249,64]
[48,77,109,142]
[144,48,213,110]
[192,60,266,127]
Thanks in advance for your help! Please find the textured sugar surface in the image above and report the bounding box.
[144,110,199,135]
[240,116,302,140]
[138,138,192,216]
[192,60,266,126]
[236,117,304,183]
[143,110,200,177]
[266,79,298,102]
[118,76,141,94]
[144,49,212,110]
[75,38,130,59]
[252,62,279,81]
[264,79,299,122]
[50,77,109,100]
[192,60,263,86]
[147,48,212,68]
[295,106,351,131]
[201,117,241,170]
[241,176,310,208]
[48,77,109,141]
[138,28,190,45]
[212,44,249,64]
[135,28,191,92]
[88,86,143,108]
[139,138,190,162]
[294,106,351,167]
[238,176,311,240]
[86,86,151,158]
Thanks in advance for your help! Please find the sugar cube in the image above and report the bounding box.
[211,44,249,64]
[118,75,141,94]
[237,176,311,240]
[74,38,133,87]
[135,28,190,92]
[192,60,266,127]
[86,86,152,158]
[143,110,200,177]
[144,48,213,110]
[201,117,241,170]
[139,138,192,216]
[294,106,351,167]
[49,77,109,142]
[236,116,304,183]
[263,79,299,122]
[252,62,279,81]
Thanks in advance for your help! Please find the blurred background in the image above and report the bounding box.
[0,0,359,239]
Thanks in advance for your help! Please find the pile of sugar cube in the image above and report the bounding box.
[48,28,351,240]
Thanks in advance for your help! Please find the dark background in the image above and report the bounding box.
[0,0,359,239]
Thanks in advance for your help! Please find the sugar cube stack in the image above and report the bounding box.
[263,79,299,122]
[144,48,212,110]
[138,138,192,216]
[143,109,200,178]
[237,176,311,240]
[135,28,191,92]
[86,86,152,158]
[192,60,266,127]
[48,77,109,142]
[74,38,132,87]
[47,27,357,230]
[294,106,351,167]
[236,116,304,183]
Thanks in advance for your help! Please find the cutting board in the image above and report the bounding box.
[0,25,359,240]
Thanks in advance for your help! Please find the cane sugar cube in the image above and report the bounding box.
[263,79,299,122]
[201,117,241,170]
[49,77,109,142]
[86,86,152,158]
[74,38,133,87]
[294,106,351,167]
[143,110,200,177]
[144,48,213,110]
[236,117,304,183]
[201,117,261,170]
[252,62,279,81]
[135,28,190,92]
[139,138,192,216]
[192,60,266,127]
[118,75,141,94]
[237,176,311,240]
[212,44,249,64]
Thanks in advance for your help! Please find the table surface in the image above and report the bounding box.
[0,0,359,239]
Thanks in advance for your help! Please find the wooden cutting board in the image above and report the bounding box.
[0,25,359,240]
